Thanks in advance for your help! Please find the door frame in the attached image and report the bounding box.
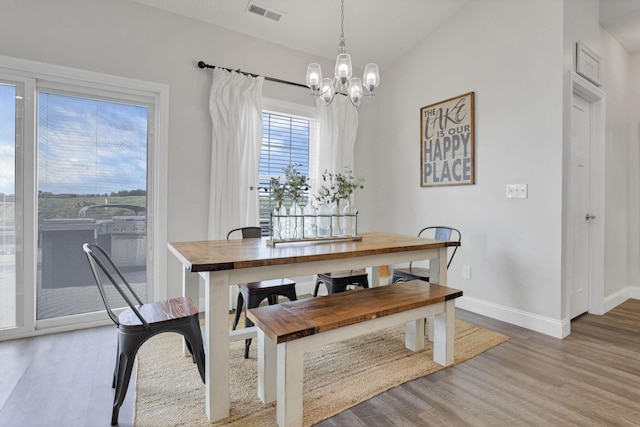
[568,72,606,322]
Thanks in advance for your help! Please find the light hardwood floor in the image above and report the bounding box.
[1,299,639,426]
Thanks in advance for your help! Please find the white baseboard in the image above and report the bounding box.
[455,296,567,339]
[458,288,640,340]
[603,285,640,313]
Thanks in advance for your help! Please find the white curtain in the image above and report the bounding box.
[208,68,264,240]
[315,94,359,181]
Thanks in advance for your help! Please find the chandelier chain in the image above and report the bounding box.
[340,0,345,45]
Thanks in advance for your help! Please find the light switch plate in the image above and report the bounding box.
[506,184,528,199]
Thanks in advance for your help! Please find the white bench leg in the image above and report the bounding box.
[258,329,277,403]
[277,340,304,427]
[432,299,455,366]
[405,318,426,351]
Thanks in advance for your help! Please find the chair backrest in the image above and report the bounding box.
[82,243,148,328]
[417,226,462,269]
[226,226,262,240]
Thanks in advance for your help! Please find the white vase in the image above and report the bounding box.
[317,203,331,238]
[342,198,357,237]
[303,200,316,238]
[331,200,343,237]
[272,205,287,240]
[289,203,303,240]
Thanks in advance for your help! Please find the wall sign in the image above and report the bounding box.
[576,41,601,86]
[420,92,475,187]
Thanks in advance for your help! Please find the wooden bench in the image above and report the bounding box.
[247,280,463,427]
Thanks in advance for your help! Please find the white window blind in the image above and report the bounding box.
[258,108,318,235]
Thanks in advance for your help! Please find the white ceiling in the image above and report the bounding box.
[131,0,640,69]
[130,0,470,70]
[600,0,640,54]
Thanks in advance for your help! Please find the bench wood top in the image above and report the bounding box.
[247,281,462,344]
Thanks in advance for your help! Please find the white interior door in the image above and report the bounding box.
[568,94,592,319]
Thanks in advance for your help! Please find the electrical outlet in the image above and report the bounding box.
[462,265,471,280]
[506,184,528,199]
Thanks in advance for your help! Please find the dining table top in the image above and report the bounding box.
[168,231,460,273]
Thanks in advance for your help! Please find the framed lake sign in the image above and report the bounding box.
[420,92,475,187]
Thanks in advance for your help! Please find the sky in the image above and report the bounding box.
[0,85,148,195]
[0,84,15,195]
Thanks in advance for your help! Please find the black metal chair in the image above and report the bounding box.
[313,270,369,296]
[227,227,297,358]
[391,226,461,283]
[83,243,205,426]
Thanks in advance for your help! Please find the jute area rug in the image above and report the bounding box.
[134,314,508,427]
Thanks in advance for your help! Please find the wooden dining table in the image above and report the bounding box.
[167,231,460,423]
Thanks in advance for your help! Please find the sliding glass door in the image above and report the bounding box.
[36,90,150,320]
[0,82,18,330]
[0,57,166,340]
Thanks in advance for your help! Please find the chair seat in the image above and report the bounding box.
[318,270,367,280]
[314,270,369,296]
[242,278,296,291]
[392,267,430,283]
[234,278,297,358]
[118,296,199,327]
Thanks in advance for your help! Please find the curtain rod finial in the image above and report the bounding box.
[197,61,207,69]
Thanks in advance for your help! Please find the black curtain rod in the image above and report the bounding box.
[197,61,308,89]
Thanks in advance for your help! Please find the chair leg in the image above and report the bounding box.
[243,297,257,359]
[232,293,244,330]
[111,348,135,426]
[313,279,323,297]
[183,320,206,383]
[112,339,119,389]
[243,289,297,358]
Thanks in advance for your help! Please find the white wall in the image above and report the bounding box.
[376,0,566,335]
[629,53,640,294]
[600,29,631,299]
[0,0,378,299]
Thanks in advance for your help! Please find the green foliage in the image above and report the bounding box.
[270,176,287,208]
[316,167,364,205]
[284,164,310,205]
[270,164,310,208]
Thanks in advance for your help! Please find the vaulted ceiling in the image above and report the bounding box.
[131,0,640,70]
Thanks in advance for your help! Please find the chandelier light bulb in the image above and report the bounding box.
[363,63,380,94]
[320,78,335,104]
[306,63,323,92]
[335,53,352,87]
[348,77,363,107]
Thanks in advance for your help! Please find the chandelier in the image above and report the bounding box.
[305,0,380,108]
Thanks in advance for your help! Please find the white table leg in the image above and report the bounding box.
[432,299,455,366]
[258,329,277,403]
[427,247,448,342]
[405,318,426,351]
[277,340,304,427]
[204,270,231,421]
[367,265,380,288]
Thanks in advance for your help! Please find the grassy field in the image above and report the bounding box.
[38,195,146,221]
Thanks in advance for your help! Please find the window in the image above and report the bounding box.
[258,104,318,236]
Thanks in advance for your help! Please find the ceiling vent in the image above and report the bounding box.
[246,2,283,22]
